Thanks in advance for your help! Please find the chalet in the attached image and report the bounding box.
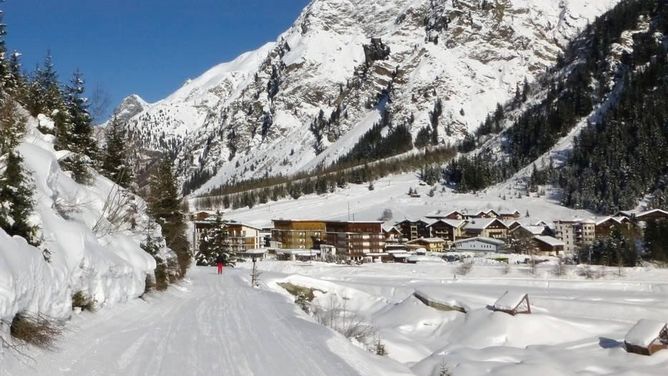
[504,220,523,231]
[427,210,466,220]
[396,218,431,240]
[454,237,506,253]
[595,216,633,238]
[382,224,402,241]
[407,237,446,252]
[498,210,521,221]
[624,319,668,356]
[462,218,508,239]
[636,209,668,223]
[533,235,565,256]
[492,291,531,315]
[510,224,548,240]
[469,209,499,219]
[427,219,466,244]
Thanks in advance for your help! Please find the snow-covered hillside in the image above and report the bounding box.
[116,0,620,194]
[0,111,171,325]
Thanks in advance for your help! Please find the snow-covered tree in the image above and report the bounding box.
[101,116,133,188]
[148,156,190,277]
[196,212,234,266]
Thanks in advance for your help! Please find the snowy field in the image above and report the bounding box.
[209,172,599,229]
[244,258,668,376]
[1,261,667,376]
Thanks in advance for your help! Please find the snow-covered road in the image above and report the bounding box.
[2,267,411,376]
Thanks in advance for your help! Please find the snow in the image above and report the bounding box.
[534,235,565,247]
[493,291,528,311]
[0,268,411,376]
[625,319,667,348]
[0,110,166,325]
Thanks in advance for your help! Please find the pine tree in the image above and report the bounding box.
[58,70,97,184]
[0,8,9,89]
[0,99,25,155]
[6,52,26,98]
[0,151,38,245]
[148,156,190,277]
[26,52,62,117]
[196,212,234,266]
[101,116,133,188]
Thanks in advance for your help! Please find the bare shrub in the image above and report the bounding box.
[438,359,452,376]
[92,185,136,237]
[71,291,95,312]
[456,260,473,275]
[8,312,61,349]
[313,296,376,345]
[552,257,566,277]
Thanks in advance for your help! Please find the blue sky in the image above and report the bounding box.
[3,0,309,118]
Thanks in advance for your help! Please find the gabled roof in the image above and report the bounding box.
[511,224,546,235]
[408,237,445,244]
[427,219,466,228]
[534,235,565,247]
[454,236,505,246]
[596,216,631,226]
[625,319,668,347]
[464,218,507,230]
[637,209,668,219]
[493,291,529,311]
[382,223,401,232]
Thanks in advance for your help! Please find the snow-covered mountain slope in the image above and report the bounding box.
[116,0,620,194]
[0,111,172,324]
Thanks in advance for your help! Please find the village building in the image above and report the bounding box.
[324,221,385,261]
[636,209,668,223]
[533,235,565,256]
[407,237,446,252]
[498,210,521,221]
[427,219,465,244]
[595,216,634,238]
[510,224,549,240]
[223,221,264,253]
[553,219,596,254]
[271,220,327,249]
[462,218,508,239]
[427,210,466,220]
[454,237,506,253]
[382,224,402,242]
[396,218,431,240]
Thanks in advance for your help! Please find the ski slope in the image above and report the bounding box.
[0,268,411,376]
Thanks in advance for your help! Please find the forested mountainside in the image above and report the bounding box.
[446,0,667,215]
[113,0,618,195]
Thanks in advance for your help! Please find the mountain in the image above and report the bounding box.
[115,0,620,195]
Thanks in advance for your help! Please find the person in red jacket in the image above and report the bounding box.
[216,254,225,275]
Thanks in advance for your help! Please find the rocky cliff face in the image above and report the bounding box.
[114,0,620,194]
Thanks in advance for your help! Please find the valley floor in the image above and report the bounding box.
[3,260,668,376]
[0,267,409,376]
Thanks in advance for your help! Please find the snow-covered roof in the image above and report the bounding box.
[534,235,565,247]
[637,209,668,219]
[596,216,630,226]
[454,237,506,246]
[427,219,466,228]
[493,291,528,311]
[464,218,506,230]
[512,224,546,235]
[382,223,400,232]
[625,319,667,347]
[408,237,445,244]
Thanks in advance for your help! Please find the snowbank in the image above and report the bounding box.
[0,113,165,324]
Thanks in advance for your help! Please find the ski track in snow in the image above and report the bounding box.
[1,268,411,376]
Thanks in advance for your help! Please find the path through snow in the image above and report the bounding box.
[1,267,411,376]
